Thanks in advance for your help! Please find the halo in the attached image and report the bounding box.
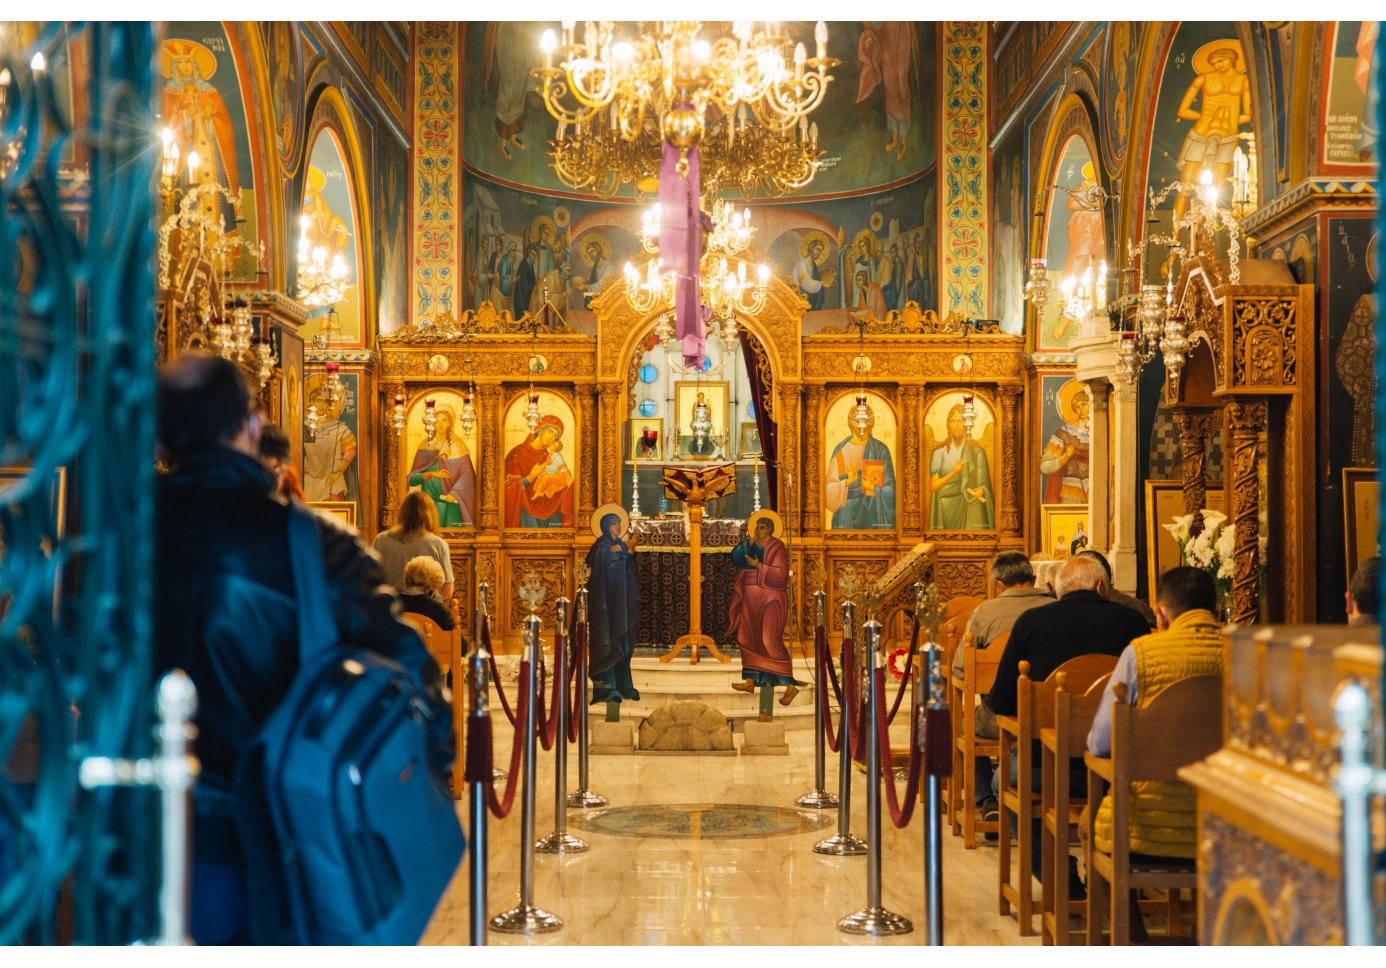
[1057,378,1089,427]
[1080,160,1096,183]
[748,508,784,537]
[852,228,877,257]
[531,214,556,241]
[580,233,611,263]
[552,206,571,228]
[304,372,347,422]
[306,164,327,195]
[1191,40,1245,76]
[160,38,218,82]
[800,231,831,262]
[868,211,884,233]
[591,503,631,538]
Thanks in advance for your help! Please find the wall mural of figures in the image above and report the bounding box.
[1322,21,1379,169]
[262,21,303,171]
[461,22,935,202]
[377,139,409,335]
[160,22,261,280]
[300,131,361,344]
[1142,23,1253,280]
[1036,136,1106,350]
[302,370,360,507]
[924,391,996,531]
[991,126,1026,334]
[1100,20,1144,171]
[1038,375,1090,506]
[822,390,898,532]
[1327,220,1379,470]
[403,390,478,528]
[461,168,939,335]
[503,391,577,529]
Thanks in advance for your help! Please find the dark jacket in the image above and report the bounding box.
[400,592,456,631]
[986,589,1149,716]
[156,447,450,856]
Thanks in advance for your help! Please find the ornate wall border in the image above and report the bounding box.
[412,22,460,324]
[942,22,989,319]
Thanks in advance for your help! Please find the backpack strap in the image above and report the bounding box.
[286,500,336,666]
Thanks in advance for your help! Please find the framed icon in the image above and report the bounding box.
[1343,467,1379,580]
[1143,480,1225,594]
[630,418,663,460]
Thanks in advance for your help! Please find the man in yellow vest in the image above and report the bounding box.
[1086,565,1225,940]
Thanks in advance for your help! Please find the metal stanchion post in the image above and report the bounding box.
[814,599,866,856]
[79,671,200,946]
[467,618,491,946]
[490,614,563,935]
[568,586,607,808]
[798,590,838,809]
[537,598,589,854]
[837,619,912,937]
[1336,682,1385,946]
[478,583,506,782]
[921,639,945,946]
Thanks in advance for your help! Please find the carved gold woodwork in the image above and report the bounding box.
[899,385,923,534]
[1226,400,1267,625]
[803,384,825,536]
[477,383,503,532]
[1181,627,1381,945]
[1174,408,1219,533]
[506,555,570,631]
[996,383,1023,536]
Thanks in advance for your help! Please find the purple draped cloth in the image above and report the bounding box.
[659,135,708,368]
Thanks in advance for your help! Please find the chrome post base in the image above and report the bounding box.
[796,789,840,809]
[489,905,563,934]
[566,788,608,809]
[534,832,589,854]
[836,906,913,936]
[813,832,867,856]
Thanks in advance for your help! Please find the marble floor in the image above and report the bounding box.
[422,720,1040,946]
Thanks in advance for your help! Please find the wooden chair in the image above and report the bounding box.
[949,629,1007,848]
[1084,675,1223,946]
[1041,670,1114,945]
[998,654,1118,935]
[401,611,464,799]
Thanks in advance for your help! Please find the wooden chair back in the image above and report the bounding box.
[1053,671,1113,760]
[938,594,985,662]
[966,627,1007,697]
[400,612,457,677]
[1114,675,1223,783]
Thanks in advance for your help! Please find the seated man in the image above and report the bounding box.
[984,554,1149,889]
[1347,555,1379,627]
[399,555,456,631]
[1079,549,1157,627]
[1086,565,1226,941]
[954,551,1054,821]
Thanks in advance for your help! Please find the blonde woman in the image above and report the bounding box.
[399,556,455,630]
[372,491,455,600]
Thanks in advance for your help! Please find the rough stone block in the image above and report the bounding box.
[635,701,734,753]
[741,720,788,755]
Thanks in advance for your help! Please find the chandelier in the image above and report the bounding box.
[623,197,769,352]
[548,102,824,199]
[534,21,837,157]
[1022,176,1116,315]
[1117,158,1254,395]
[294,212,351,309]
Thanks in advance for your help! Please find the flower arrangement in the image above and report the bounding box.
[887,646,912,681]
[1163,509,1233,615]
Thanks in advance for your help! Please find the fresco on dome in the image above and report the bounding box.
[462,167,937,336]
[160,22,261,280]
[1100,20,1144,170]
[461,22,936,200]
[990,126,1026,334]
[1142,24,1253,285]
[1036,135,1105,351]
[377,139,409,335]
[1321,22,1379,169]
[300,131,362,345]
[262,21,303,171]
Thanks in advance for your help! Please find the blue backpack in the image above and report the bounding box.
[234,502,464,945]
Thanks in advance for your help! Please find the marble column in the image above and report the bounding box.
[477,383,502,532]
[1174,407,1219,537]
[803,384,825,536]
[997,384,1022,536]
[1085,381,1111,557]
[1226,399,1267,625]
[1108,379,1140,593]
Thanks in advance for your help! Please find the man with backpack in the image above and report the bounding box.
[156,353,456,945]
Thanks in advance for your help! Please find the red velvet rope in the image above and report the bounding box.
[817,625,842,754]
[566,620,585,744]
[876,666,924,829]
[481,658,532,819]
[482,616,517,728]
[884,618,921,727]
[822,626,844,707]
[535,636,560,752]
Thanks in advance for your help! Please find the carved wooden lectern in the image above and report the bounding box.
[659,464,738,665]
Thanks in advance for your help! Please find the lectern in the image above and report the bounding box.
[658,463,737,665]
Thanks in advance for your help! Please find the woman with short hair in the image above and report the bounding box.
[399,555,455,630]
